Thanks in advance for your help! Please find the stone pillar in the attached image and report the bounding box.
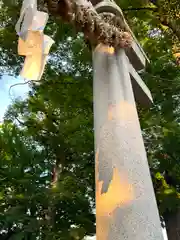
[93,45,164,240]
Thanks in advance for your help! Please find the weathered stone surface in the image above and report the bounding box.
[93,46,163,240]
[128,62,153,107]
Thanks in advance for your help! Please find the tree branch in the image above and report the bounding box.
[122,7,158,12]
[159,16,180,41]
[147,0,180,41]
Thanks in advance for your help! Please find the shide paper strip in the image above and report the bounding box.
[18,31,44,56]
[18,14,51,56]
[17,0,98,81]
[17,9,48,40]
[15,0,37,40]
[43,35,55,55]
[16,0,54,81]
[20,35,54,80]
[30,11,49,31]
[20,54,43,80]
[21,54,49,81]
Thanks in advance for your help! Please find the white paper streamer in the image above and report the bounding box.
[18,31,44,56]
[37,35,55,80]
[43,35,55,55]
[20,54,49,81]
[15,0,37,40]
[20,34,54,81]
[16,0,54,81]
[30,11,49,32]
[20,54,43,80]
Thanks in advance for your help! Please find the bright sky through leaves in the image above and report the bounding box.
[0,75,30,121]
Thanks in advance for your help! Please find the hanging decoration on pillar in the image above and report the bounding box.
[15,0,54,81]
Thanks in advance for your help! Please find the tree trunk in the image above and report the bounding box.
[165,209,180,240]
